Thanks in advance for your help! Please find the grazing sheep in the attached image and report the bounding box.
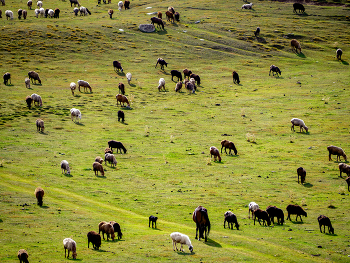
[70,0,80,7]
[73,7,79,16]
[165,11,174,23]
[155,58,168,70]
[36,118,44,132]
[100,222,115,240]
[151,17,165,30]
[70,82,76,96]
[220,140,237,155]
[5,10,13,20]
[175,81,183,92]
[47,9,54,18]
[174,12,180,21]
[248,202,259,219]
[242,3,253,9]
[118,1,123,11]
[253,209,271,226]
[317,215,334,234]
[93,162,105,176]
[184,80,195,94]
[339,163,350,178]
[118,82,125,95]
[18,9,22,19]
[157,11,162,19]
[95,156,103,164]
[327,145,347,162]
[36,1,42,8]
[297,167,306,184]
[17,249,29,263]
[254,27,260,37]
[118,110,125,122]
[70,108,82,123]
[22,10,27,19]
[183,69,192,79]
[28,71,41,84]
[171,70,182,82]
[108,9,113,18]
[189,73,201,86]
[63,238,77,259]
[149,215,158,228]
[77,80,92,92]
[346,176,350,191]
[3,72,11,85]
[109,221,123,239]
[293,3,305,13]
[158,78,166,91]
[224,211,239,230]
[34,8,40,17]
[336,48,342,60]
[266,205,284,225]
[124,0,130,9]
[290,118,308,133]
[108,140,127,153]
[286,204,307,221]
[232,71,240,84]
[189,78,197,91]
[34,187,44,206]
[105,153,117,167]
[61,160,70,175]
[113,60,123,72]
[116,94,130,107]
[126,72,132,84]
[25,96,33,109]
[54,8,60,18]
[79,6,90,16]
[291,39,301,53]
[170,232,193,253]
[269,65,281,76]
[27,0,32,9]
[87,231,101,250]
[168,6,175,14]
[210,146,221,162]
[31,93,42,106]
[39,7,44,17]
[105,148,113,154]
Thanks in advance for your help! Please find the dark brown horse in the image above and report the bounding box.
[193,206,211,242]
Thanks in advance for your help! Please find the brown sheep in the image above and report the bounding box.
[286,204,307,221]
[253,209,271,226]
[105,147,113,154]
[108,9,113,18]
[297,167,306,184]
[95,156,103,164]
[34,187,44,206]
[168,6,175,14]
[317,215,334,234]
[17,249,29,263]
[183,68,192,79]
[36,119,44,133]
[224,211,239,230]
[118,82,125,95]
[220,140,237,155]
[210,146,221,162]
[87,231,101,250]
[116,94,130,107]
[291,39,301,53]
[28,71,41,84]
[327,145,347,162]
[93,162,105,176]
[99,222,115,241]
[338,163,350,178]
[175,81,182,92]
[165,10,174,23]
[266,205,284,225]
[25,95,33,109]
[157,11,162,19]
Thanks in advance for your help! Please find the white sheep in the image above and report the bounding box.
[5,10,14,20]
[170,232,193,253]
[70,82,76,96]
[73,7,79,16]
[70,108,82,122]
[79,6,89,16]
[25,78,31,89]
[34,8,40,17]
[118,1,123,11]
[31,93,43,107]
[248,201,259,219]
[126,72,132,85]
[37,0,42,8]
[61,160,71,175]
[39,7,45,17]
[291,118,308,133]
[77,80,92,92]
[48,9,54,18]
[158,78,166,91]
[63,238,77,259]
[105,153,117,167]
[242,3,253,9]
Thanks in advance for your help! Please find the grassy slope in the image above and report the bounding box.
[0,0,350,262]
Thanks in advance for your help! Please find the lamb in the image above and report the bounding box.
[87,231,101,250]
[124,0,130,9]
[5,10,13,20]
[126,72,132,84]
[34,187,44,206]
[118,110,125,122]
[149,215,158,228]
[109,221,123,239]
[293,3,305,13]
[93,162,105,176]
[269,65,281,76]
[116,94,130,107]
[25,96,33,109]
[168,6,175,14]
[189,73,201,86]
[73,7,79,16]
[224,211,239,230]
[165,11,174,23]
[22,10,27,19]
[175,81,183,92]
[253,209,271,226]
[290,118,308,133]
[339,163,350,178]
[346,176,350,191]
[155,58,168,70]
[174,12,180,22]
[336,48,342,60]
[61,160,70,175]
[36,118,44,132]
[158,78,166,91]
[27,0,32,9]
[254,27,260,37]
[70,0,80,7]
[118,82,125,95]
[210,146,221,162]
[183,69,192,79]
[31,93,42,106]
[220,140,237,155]
[297,167,306,184]
[286,204,307,221]
[118,1,123,11]
[232,71,240,84]
[248,201,259,219]
[108,140,127,153]
[99,222,115,240]
[95,156,103,164]
[77,80,92,92]
[18,9,22,19]
[54,8,60,18]
[70,108,82,123]
[266,205,284,225]
[3,72,11,85]
[70,82,76,96]
[291,39,301,53]
[17,249,29,263]
[317,215,334,234]
[108,9,113,18]
[113,60,123,72]
[170,232,193,253]
[105,153,117,167]
[28,71,41,84]
[63,238,77,259]
[242,3,253,9]
[171,70,182,82]
[327,145,347,162]
[37,1,42,8]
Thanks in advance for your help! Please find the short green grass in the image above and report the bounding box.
[0,0,350,262]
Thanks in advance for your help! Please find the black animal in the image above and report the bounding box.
[18,9,22,19]
[336,48,342,60]
[54,8,60,18]
[266,205,284,225]
[171,70,182,82]
[183,69,192,79]
[87,231,101,250]
[118,110,125,122]
[110,221,123,239]
[297,167,306,184]
[293,3,305,13]
[70,0,80,7]
[113,60,123,72]
[232,71,240,84]
[149,215,158,228]
[254,27,260,37]
[269,65,281,77]
[124,0,130,9]
[3,72,11,85]
[44,8,49,18]
[86,8,91,15]
[174,12,180,21]
[253,209,271,226]
[190,73,201,86]
[155,58,168,70]
[317,215,334,234]
[118,82,125,95]
[108,140,127,153]
[286,204,307,221]
[151,17,164,30]
[346,176,350,192]
[224,211,239,230]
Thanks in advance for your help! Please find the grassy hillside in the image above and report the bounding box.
[0,0,350,262]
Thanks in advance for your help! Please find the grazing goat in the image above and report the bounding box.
[293,3,305,13]
[170,232,193,253]
[63,238,77,259]
[124,0,130,9]
[171,70,182,82]
[253,209,271,226]
[189,73,200,86]
[158,78,166,91]
[286,204,307,221]
[210,146,221,162]
[317,215,334,234]
[297,167,306,184]
[291,118,308,133]
[155,58,167,70]
[47,9,54,18]
[109,221,123,239]
[28,71,41,84]
[108,140,127,153]
[25,96,33,109]
[0,10,2,18]
[105,153,117,167]
[266,205,284,225]
[269,65,281,76]
[61,160,70,175]
[339,163,350,178]
[22,10,27,19]
[254,27,260,37]
[327,145,347,162]
[36,118,44,132]
[174,12,180,21]
[346,176,350,192]
[232,71,240,84]
[70,0,80,7]
[183,68,192,79]
[70,108,82,122]
[151,17,165,30]
[113,60,123,72]
[93,162,105,176]
[3,72,11,85]
[118,110,125,122]
[79,6,91,16]
[220,140,237,155]
[87,231,101,250]
[108,9,113,18]
[336,48,342,60]
[17,249,29,263]
[31,93,42,106]
[126,72,132,84]
[165,11,174,23]
[34,187,44,206]
[73,7,79,16]
[118,82,125,94]
[291,39,301,53]
[116,94,130,107]
[70,82,76,96]
[242,3,253,9]
[77,80,92,92]
[149,215,158,228]
[224,211,239,230]
[175,81,183,92]
[27,0,32,9]
[248,202,259,219]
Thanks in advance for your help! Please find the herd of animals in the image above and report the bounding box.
[1,0,348,262]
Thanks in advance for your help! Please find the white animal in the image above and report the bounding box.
[63,238,77,259]
[31,93,43,106]
[290,118,308,133]
[242,3,253,9]
[61,160,71,175]
[104,153,117,167]
[79,6,88,16]
[37,0,43,8]
[248,202,259,219]
[118,1,123,11]
[34,8,40,17]
[189,77,197,90]
[5,10,14,20]
[158,78,165,91]
[126,72,132,84]
[77,80,92,92]
[70,108,82,122]
[25,78,31,89]
[39,7,45,17]
[170,232,193,253]
[70,82,76,96]
[48,9,54,18]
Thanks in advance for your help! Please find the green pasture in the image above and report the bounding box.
[0,0,350,262]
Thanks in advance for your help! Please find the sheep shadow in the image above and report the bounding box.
[129,83,136,88]
[116,71,125,77]
[155,29,168,35]
[74,122,85,126]
[40,205,50,209]
[176,251,195,255]
[119,121,128,125]
[303,182,313,188]
[37,131,48,135]
[225,154,239,158]
[74,94,82,98]
[64,173,73,178]
[296,12,308,16]
[296,52,306,58]
[95,174,106,178]
[341,60,349,65]
[288,220,305,225]
[204,238,222,248]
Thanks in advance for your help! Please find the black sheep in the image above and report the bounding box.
[18,9,22,19]
[254,27,260,37]
[70,0,80,7]
[171,70,182,82]
[189,73,201,86]
[253,209,271,226]
[232,71,240,84]
[151,17,165,30]
[54,8,60,18]
[110,221,123,239]
[286,204,307,221]
[3,72,11,85]
[118,110,125,123]
[108,140,127,154]
[174,12,180,21]
[224,211,239,230]
[113,60,123,72]
[149,215,158,228]
[266,205,284,225]
[269,65,281,77]
[155,58,167,70]
[297,167,306,184]
[317,215,334,234]
[87,231,101,250]
[293,3,305,13]
[118,82,125,95]
[124,0,130,9]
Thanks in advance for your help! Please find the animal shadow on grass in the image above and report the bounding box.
[64,173,73,178]
[75,122,85,126]
[117,72,125,77]
[155,29,167,35]
[74,94,81,98]
[256,37,267,44]
[297,52,306,58]
[40,205,50,209]
[38,131,48,136]
[177,251,195,255]
[341,60,349,65]
[303,182,313,188]
[289,220,304,225]
[297,12,308,16]
[204,238,222,248]
[129,83,136,88]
